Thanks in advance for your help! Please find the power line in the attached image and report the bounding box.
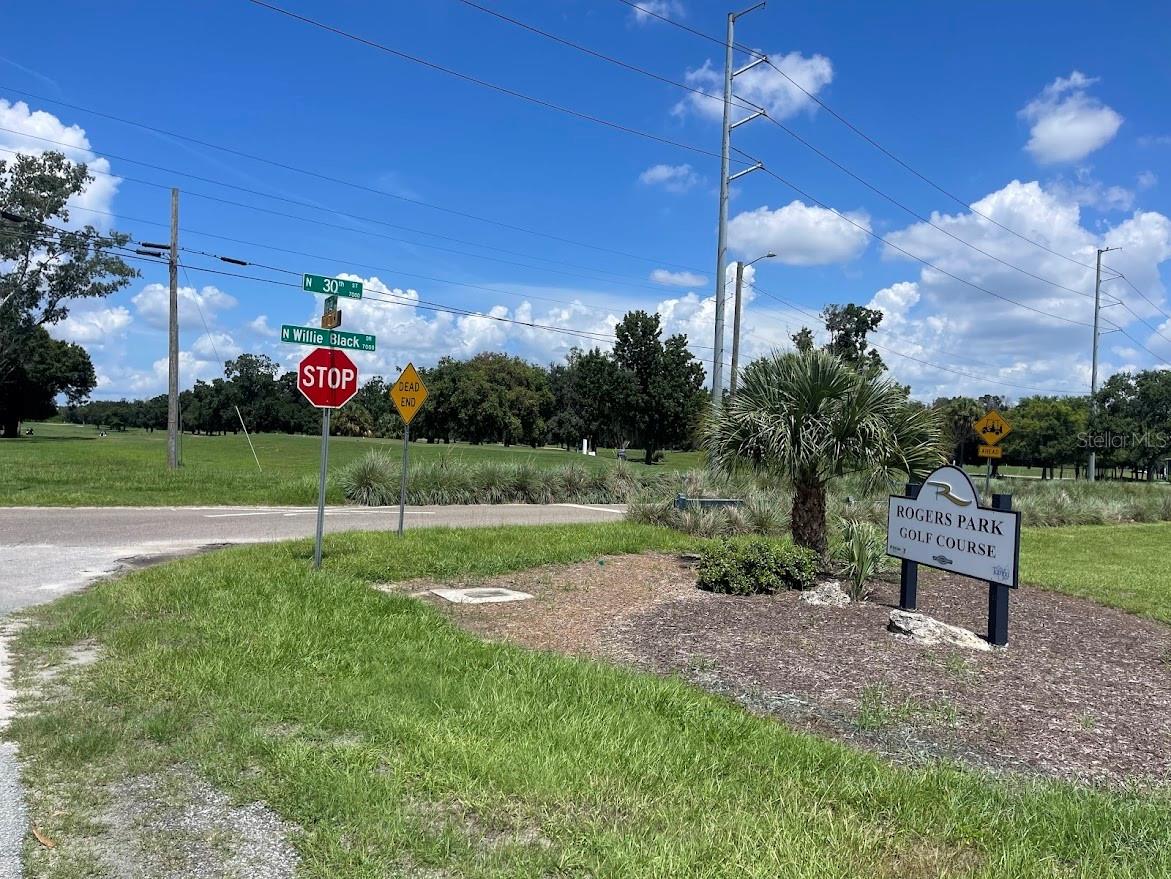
[610,0,1104,272]
[751,286,1085,395]
[745,156,1103,329]
[0,139,704,296]
[240,0,738,166]
[0,84,707,271]
[467,3,1105,302]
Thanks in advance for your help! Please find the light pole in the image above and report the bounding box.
[1088,245,1120,482]
[729,251,775,398]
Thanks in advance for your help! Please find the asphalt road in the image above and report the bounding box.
[0,501,624,878]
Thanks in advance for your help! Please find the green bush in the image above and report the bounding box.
[696,538,818,595]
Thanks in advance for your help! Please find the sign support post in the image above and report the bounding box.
[398,422,410,537]
[313,408,331,570]
[389,363,429,538]
[898,482,921,610]
[987,493,1014,646]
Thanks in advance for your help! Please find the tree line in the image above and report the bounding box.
[64,310,709,465]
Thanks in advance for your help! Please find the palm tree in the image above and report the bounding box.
[703,349,944,556]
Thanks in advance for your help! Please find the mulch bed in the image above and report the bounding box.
[400,554,1171,786]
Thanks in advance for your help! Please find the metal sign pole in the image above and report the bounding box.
[313,408,331,569]
[984,456,992,498]
[398,421,410,537]
[987,493,1013,646]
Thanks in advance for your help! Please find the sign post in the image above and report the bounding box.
[390,363,429,537]
[973,410,1012,496]
[886,465,1021,646]
[298,347,360,568]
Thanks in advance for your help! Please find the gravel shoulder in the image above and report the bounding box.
[412,553,1171,786]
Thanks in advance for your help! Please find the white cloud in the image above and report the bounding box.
[131,283,237,332]
[192,331,241,360]
[1138,135,1171,148]
[638,163,699,193]
[650,268,707,287]
[0,99,120,227]
[1137,170,1158,190]
[1048,167,1134,211]
[629,1,683,24]
[727,200,870,265]
[50,304,132,345]
[867,179,1171,400]
[248,314,277,337]
[1020,72,1123,164]
[675,52,833,122]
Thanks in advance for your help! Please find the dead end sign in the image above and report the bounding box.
[887,465,1020,587]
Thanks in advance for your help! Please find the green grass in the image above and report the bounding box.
[8,523,1171,878]
[1021,521,1171,623]
[0,422,704,506]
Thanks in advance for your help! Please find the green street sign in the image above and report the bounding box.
[303,273,363,299]
[281,324,376,352]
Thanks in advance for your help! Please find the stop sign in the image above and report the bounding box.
[298,347,359,409]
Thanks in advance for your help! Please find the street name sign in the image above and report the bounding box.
[298,347,360,409]
[977,445,1003,459]
[973,410,1012,445]
[391,362,428,426]
[887,465,1020,588]
[303,273,363,299]
[281,324,376,352]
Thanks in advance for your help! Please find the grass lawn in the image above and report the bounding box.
[8,523,1170,878]
[1021,521,1171,623]
[0,422,704,506]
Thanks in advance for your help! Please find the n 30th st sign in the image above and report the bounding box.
[886,465,1021,587]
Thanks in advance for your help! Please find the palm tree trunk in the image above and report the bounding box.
[791,479,828,557]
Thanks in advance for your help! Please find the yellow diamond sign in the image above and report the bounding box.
[973,410,1012,445]
[391,362,428,426]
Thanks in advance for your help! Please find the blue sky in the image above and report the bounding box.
[2,0,1169,401]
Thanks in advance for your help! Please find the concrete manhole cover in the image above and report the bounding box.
[431,587,533,604]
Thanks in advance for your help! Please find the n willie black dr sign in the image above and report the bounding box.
[886,465,1021,645]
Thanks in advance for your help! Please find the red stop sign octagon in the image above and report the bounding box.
[298,347,359,409]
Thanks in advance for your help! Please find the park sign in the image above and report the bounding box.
[303,273,363,299]
[297,347,360,409]
[887,465,1020,588]
[281,324,376,352]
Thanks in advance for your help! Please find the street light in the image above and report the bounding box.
[729,251,776,398]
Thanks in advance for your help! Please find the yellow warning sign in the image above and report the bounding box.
[977,444,1003,459]
[973,410,1012,445]
[391,362,428,425]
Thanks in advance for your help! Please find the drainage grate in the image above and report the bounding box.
[430,587,533,605]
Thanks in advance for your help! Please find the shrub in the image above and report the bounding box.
[337,451,398,506]
[832,518,888,601]
[696,538,818,596]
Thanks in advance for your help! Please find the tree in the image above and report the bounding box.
[932,396,984,466]
[791,327,815,353]
[1093,370,1171,480]
[613,311,706,464]
[0,326,95,435]
[0,152,136,435]
[821,304,885,376]
[703,349,944,556]
[1001,396,1086,479]
[548,347,636,452]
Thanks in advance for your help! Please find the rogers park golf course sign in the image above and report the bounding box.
[886,465,1022,646]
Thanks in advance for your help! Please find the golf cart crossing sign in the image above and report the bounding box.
[887,466,1020,587]
[886,465,1021,646]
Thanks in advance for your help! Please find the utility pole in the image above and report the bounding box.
[1088,245,1119,482]
[710,2,767,402]
[167,188,180,469]
[729,251,775,398]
